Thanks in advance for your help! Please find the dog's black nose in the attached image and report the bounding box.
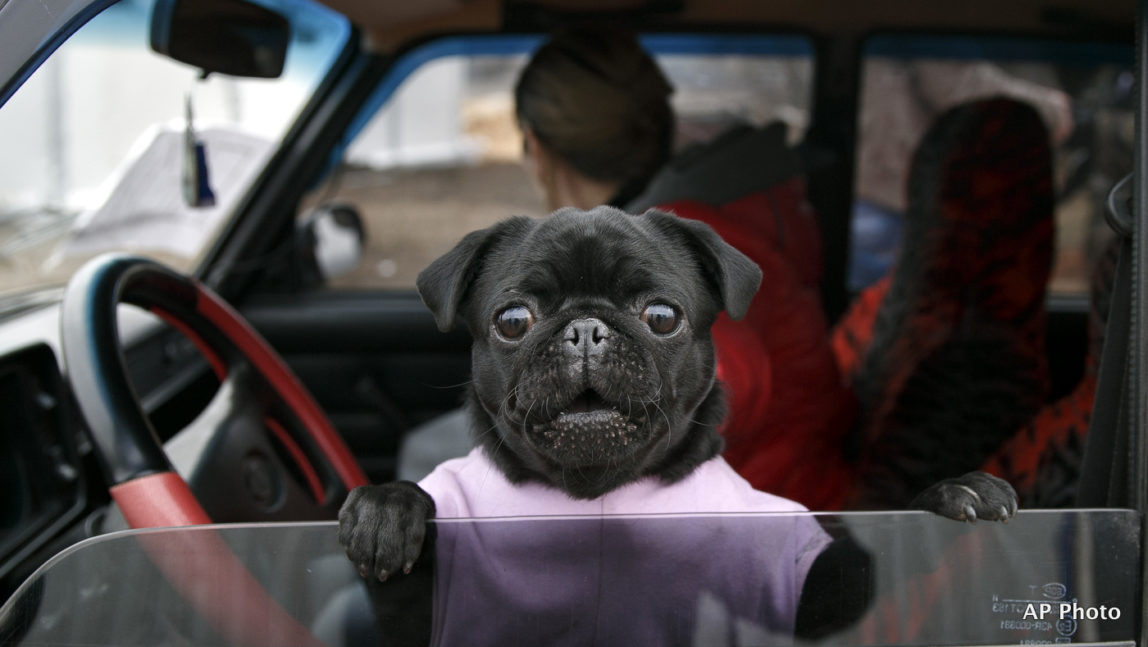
[564,318,609,357]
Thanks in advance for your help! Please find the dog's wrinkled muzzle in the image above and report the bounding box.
[531,408,644,466]
[508,317,666,468]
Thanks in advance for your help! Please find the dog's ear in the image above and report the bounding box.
[643,210,762,321]
[417,217,531,332]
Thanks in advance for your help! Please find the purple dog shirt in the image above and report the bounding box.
[418,449,831,646]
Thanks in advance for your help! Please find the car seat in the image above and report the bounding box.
[981,237,1117,507]
[842,97,1055,508]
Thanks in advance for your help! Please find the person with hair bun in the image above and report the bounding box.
[513,27,856,509]
[515,27,675,212]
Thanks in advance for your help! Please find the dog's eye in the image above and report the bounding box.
[641,303,680,335]
[495,306,534,340]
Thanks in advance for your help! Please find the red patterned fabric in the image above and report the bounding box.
[981,238,1117,506]
[841,98,1055,508]
[832,276,891,380]
[663,176,856,510]
[980,376,1095,505]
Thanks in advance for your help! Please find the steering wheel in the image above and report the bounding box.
[61,254,368,528]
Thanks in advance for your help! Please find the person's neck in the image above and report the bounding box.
[549,168,621,211]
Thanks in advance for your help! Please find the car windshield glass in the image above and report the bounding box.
[0,511,1138,646]
[0,0,349,302]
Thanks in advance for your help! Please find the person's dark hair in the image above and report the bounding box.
[515,27,674,204]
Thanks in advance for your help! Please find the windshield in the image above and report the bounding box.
[0,511,1137,646]
[0,0,349,301]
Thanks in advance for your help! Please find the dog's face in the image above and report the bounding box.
[417,206,761,498]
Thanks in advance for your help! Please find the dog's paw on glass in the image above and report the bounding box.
[337,481,435,581]
[910,471,1019,523]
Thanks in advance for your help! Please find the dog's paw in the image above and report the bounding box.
[338,481,435,581]
[910,471,1018,523]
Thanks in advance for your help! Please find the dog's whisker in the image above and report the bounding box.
[482,419,512,462]
[646,399,674,457]
[506,382,524,409]
[492,431,509,456]
[494,386,515,423]
[521,399,537,438]
[430,379,474,390]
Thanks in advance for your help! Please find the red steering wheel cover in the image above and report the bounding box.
[111,472,212,527]
[111,473,325,647]
[191,286,367,492]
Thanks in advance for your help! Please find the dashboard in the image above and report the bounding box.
[0,302,217,598]
[0,343,85,593]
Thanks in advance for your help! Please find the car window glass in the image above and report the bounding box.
[304,35,813,290]
[0,0,350,299]
[1,512,1138,646]
[851,36,1134,297]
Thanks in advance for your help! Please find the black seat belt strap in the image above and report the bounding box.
[1077,175,1134,507]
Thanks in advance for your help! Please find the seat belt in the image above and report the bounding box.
[1077,174,1134,507]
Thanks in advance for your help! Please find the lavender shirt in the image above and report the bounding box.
[419,449,831,646]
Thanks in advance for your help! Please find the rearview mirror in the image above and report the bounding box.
[150,0,289,78]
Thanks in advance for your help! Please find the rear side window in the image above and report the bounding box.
[850,36,1134,297]
[306,34,814,290]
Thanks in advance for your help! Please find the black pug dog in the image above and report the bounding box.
[339,206,1017,641]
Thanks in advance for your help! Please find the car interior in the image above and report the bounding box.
[0,0,1142,644]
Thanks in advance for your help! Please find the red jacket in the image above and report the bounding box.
[660,177,856,510]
